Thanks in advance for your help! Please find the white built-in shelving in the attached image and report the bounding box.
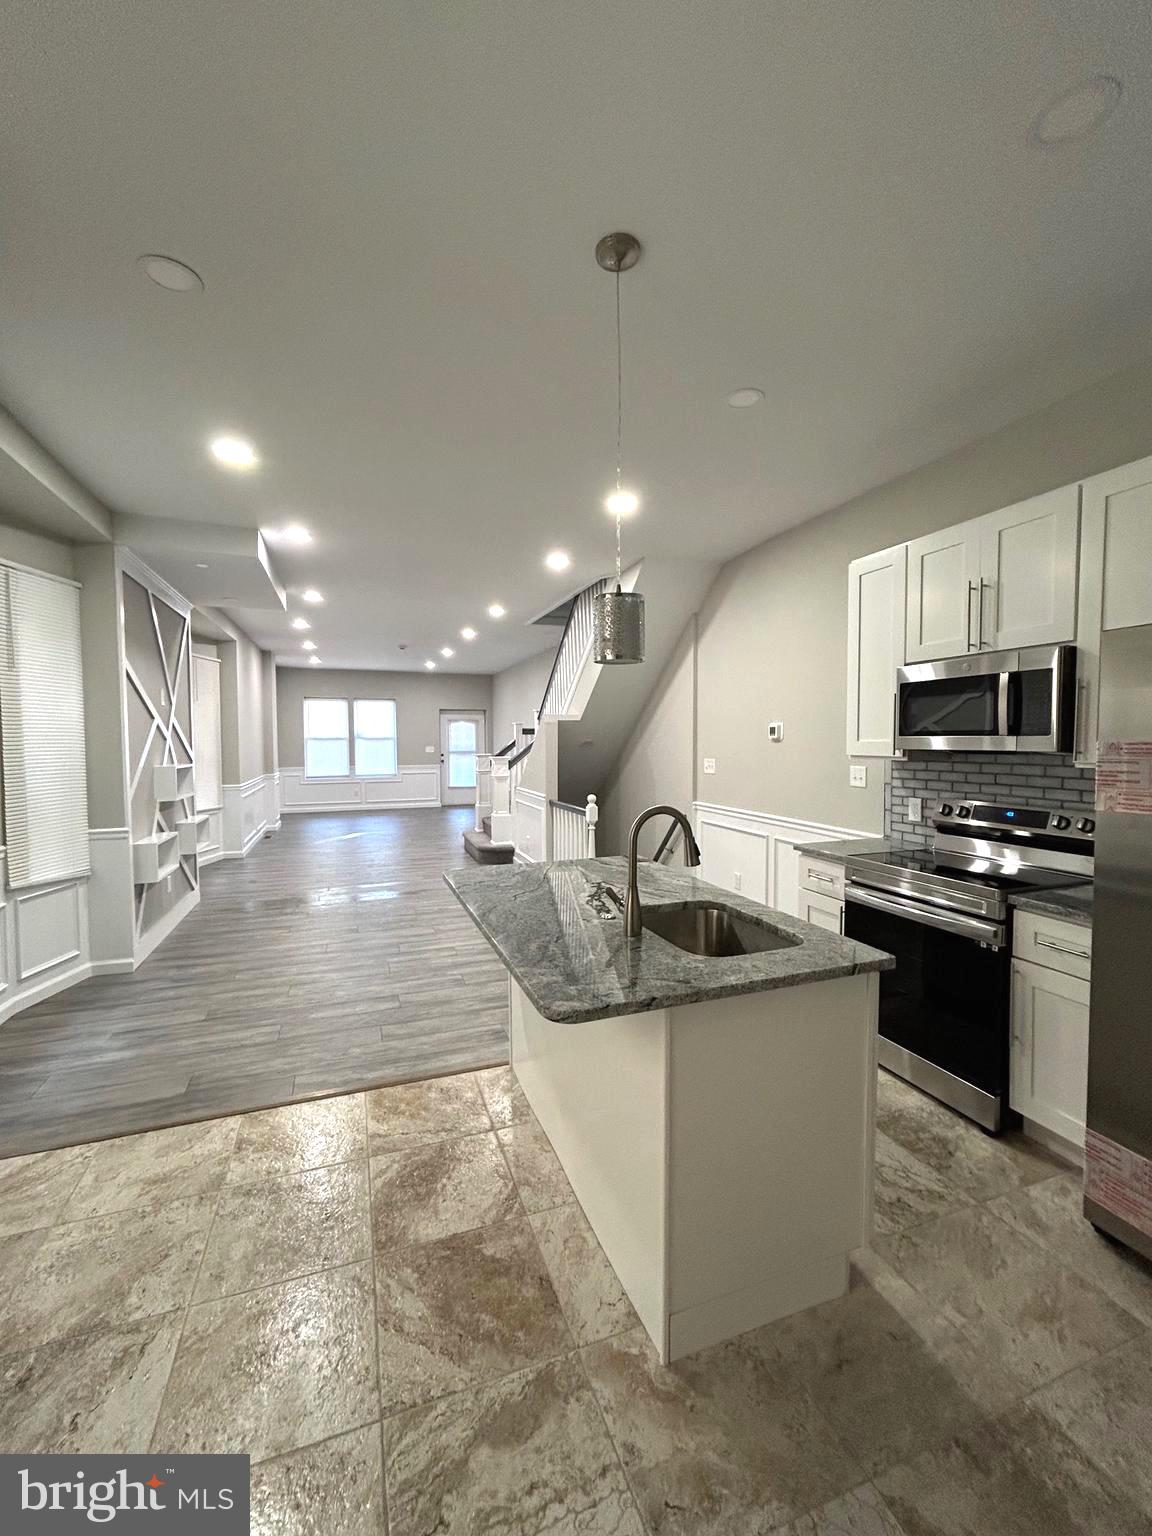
[133,829,180,884]
[154,762,195,802]
[176,813,211,856]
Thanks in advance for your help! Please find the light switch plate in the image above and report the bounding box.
[908,796,924,822]
[733,872,742,892]
[703,757,716,775]
[767,721,784,742]
[849,764,867,788]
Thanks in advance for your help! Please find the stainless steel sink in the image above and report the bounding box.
[641,903,800,958]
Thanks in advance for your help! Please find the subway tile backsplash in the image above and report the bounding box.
[885,752,1096,846]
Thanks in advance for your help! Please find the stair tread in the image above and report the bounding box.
[463,828,515,865]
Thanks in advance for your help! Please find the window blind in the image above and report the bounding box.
[0,565,90,888]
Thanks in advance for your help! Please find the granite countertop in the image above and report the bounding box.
[1010,886,1093,928]
[444,856,893,1025]
[797,836,897,864]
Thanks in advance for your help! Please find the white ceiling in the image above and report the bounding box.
[2,1,1151,672]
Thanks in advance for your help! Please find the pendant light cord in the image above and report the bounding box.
[614,267,623,588]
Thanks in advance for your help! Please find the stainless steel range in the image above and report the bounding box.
[843,800,1093,1132]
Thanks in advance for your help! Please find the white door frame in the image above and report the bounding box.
[439,710,486,806]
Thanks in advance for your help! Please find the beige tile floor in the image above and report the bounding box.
[1,1066,1151,1534]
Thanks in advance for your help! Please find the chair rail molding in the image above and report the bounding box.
[692,801,875,916]
[279,764,441,814]
[221,772,280,856]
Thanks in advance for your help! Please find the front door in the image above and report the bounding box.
[440,711,485,806]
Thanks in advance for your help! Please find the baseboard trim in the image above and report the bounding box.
[280,799,442,814]
[90,958,136,976]
[0,959,93,1026]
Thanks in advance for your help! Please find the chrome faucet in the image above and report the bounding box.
[624,805,702,939]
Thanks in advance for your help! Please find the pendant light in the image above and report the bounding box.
[592,232,646,666]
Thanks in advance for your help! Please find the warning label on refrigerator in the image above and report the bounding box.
[1097,740,1152,815]
[1085,1129,1152,1240]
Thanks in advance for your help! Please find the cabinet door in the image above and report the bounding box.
[1074,454,1152,765]
[905,521,981,662]
[799,889,843,934]
[1010,958,1090,1147]
[847,543,907,755]
[979,485,1079,650]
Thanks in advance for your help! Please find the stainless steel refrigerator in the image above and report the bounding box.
[1084,624,1152,1259]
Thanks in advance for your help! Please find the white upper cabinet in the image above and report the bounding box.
[846,542,907,755]
[1073,454,1152,765]
[978,486,1080,651]
[904,521,981,663]
[905,489,1079,663]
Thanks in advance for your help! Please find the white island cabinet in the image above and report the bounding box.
[446,855,889,1366]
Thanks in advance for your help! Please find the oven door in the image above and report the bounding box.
[845,885,1011,1131]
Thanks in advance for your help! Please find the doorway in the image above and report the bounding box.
[439,710,486,806]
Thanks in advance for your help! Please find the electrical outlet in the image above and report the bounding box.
[767,721,784,742]
[849,764,867,788]
[733,871,742,892]
[703,757,716,774]
[908,796,924,823]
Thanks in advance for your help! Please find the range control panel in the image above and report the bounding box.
[932,800,1095,839]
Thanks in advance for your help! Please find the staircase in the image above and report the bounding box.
[465,555,718,866]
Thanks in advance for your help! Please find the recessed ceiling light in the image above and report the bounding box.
[264,523,312,545]
[301,589,324,604]
[487,603,506,619]
[138,254,204,293]
[460,626,478,641]
[545,550,571,572]
[604,488,640,517]
[290,617,311,631]
[728,387,765,408]
[424,659,437,670]
[440,646,455,658]
[195,562,209,570]
[1031,74,1122,146]
[308,655,322,666]
[209,435,259,470]
[301,640,317,651]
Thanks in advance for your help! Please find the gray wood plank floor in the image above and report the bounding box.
[0,809,509,1158]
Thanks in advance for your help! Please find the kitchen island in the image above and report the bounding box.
[446,855,892,1362]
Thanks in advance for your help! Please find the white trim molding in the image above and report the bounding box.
[692,802,875,917]
[279,764,440,814]
[222,772,279,856]
[0,846,95,1027]
[513,786,547,864]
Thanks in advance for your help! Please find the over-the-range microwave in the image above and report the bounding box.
[896,644,1076,753]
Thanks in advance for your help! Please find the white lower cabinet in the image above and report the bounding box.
[799,889,844,934]
[1010,957,1090,1148]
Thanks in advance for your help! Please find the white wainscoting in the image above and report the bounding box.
[196,807,225,867]
[513,787,547,864]
[222,772,280,856]
[692,802,875,917]
[0,847,93,1025]
[279,765,441,815]
[87,827,137,973]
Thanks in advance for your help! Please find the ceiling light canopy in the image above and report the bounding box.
[460,626,478,640]
[301,589,324,604]
[544,550,571,573]
[290,617,311,631]
[604,488,639,517]
[487,603,506,619]
[424,659,437,670]
[728,387,764,408]
[138,254,204,292]
[1031,74,1122,146]
[209,435,259,470]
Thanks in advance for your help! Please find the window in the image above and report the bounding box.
[446,717,478,788]
[303,697,398,778]
[354,699,398,776]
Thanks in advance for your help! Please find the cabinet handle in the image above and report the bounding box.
[1035,936,1091,961]
[967,582,979,650]
[979,578,993,648]
[807,871,835,885]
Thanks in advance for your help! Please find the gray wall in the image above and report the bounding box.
[0,521,76,579]
[200,610,273,785]
[276,666,493,766]
[601,355,1152,839]
[75,544,128,826]
[491,644,557,749]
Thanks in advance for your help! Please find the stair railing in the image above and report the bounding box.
[549,794,598,861]
[540,577,610,718]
